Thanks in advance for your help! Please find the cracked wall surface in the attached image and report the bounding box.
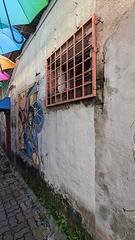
[95,2,135,239]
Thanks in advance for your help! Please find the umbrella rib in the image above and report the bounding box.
[2,0,24,44]
[0,64,4,73]
[17,0,30,24]
[0,47,4,54]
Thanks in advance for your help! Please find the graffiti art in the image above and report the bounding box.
[18,83,43,169]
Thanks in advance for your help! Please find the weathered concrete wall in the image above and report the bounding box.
[10,0,96,236]
[8,0,135,238]
[95,2,135,240]
[96,0,134,79]
[0,112,6,148]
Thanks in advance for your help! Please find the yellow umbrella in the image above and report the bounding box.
[0,55,16,70]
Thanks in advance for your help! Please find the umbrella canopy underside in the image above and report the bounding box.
[0,26,26,54]
[0,55,16,70]
[0,71,10,80]
[0,0,49,26]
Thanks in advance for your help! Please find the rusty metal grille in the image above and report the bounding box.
[46,14,98,107]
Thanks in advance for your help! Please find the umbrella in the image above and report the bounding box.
[0,22,8,29]
[0,55,16,70]
[0,26,26,55]
[0,71,10,81]
[0,0,49,43]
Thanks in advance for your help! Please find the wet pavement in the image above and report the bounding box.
[0,147,57,240]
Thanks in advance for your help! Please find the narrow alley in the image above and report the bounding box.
[1,0,135,239]
[0,146,56,240]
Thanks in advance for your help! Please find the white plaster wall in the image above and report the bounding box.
[37,0,96,216]
[95,3,135,240]
[10,0,96,233]
[42,103,95,212]
[14,0,96,99]
[40,0,96,58]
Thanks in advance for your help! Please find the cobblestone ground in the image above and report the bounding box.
[0,147,57,240]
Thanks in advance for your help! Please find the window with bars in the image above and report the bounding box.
[46,14,98,107]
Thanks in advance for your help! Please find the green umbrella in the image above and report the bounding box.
[0,0,49,43]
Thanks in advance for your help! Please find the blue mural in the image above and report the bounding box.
[18,83,43,168]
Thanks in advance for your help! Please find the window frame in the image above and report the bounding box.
[46,14,98,107]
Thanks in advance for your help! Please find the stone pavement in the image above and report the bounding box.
[0,147,57,240]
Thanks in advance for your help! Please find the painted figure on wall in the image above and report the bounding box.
[18,89,27,153]
[26,106,39,167]
[19,91,27,128]
[18,83,43,169]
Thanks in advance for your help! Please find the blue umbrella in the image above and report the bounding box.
[0,26,26,54]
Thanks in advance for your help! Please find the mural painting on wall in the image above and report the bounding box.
[18,83,43,169]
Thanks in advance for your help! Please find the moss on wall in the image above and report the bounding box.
[12,154,94,240]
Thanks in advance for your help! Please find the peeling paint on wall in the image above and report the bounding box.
[18,83,43,169]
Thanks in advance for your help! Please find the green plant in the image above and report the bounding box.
[66,227,82,240]
[55,211,68,232]
[68,236,78,240]
[17,168,90,240]
[12,165,17,171]
[74,229,81,240]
